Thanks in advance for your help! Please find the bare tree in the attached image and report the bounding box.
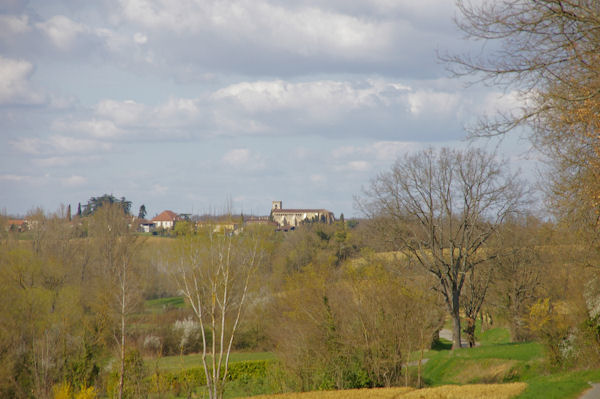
[169,227,263,399]
[446,0,600,227]
[359,147,525,349]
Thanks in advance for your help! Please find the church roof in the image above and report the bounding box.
[272,209,332,214]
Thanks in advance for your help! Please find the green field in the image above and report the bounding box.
[150,351,277,372]
[419,327,600,398]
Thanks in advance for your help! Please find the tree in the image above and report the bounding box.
[138,205,147,220]
[359,147,525,348]
[168,226,263,399]
[89,203,143,399]
[83,195,132,217]
[446,0,600,226]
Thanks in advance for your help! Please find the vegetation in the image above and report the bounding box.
[3,3,600,397]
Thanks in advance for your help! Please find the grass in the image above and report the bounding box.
[517,369,600,399]
[151,352,277,371]
[419,327,600,398]
[144,296,186,312]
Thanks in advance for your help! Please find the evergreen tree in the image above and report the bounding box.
[138,205,147,219]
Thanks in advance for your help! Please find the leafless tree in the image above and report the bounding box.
[445,0,600,134]
[359,147,525,349]
[168,227,263,399]
[446,0,600,227]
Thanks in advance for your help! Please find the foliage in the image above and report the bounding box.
[107,350,148,399]
[147,360,274,395]
[82,194,132,216]
[268,261,443,391]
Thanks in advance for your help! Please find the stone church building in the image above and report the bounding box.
[270,201,335,227]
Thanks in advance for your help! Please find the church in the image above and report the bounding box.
[270,201,335,227]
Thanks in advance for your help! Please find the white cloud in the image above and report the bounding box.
[407,90,460,116]
[310,174,327,184]
[221,148,265,170]
[49,135,112,153]
[34,156,99,168]
[0,174,29,182]
[0,14,30,39]
[152,184,168,195]
[36,15,87,51]
[335,160,371,172]
[0,56,44,105]
[133,32,148,44]
[11,135,112,155]
[117,0,395,59]
[61,175,87,187]
[11,137,43,155]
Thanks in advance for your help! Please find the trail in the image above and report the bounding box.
[579,383,600,399]
[438,328,476,348]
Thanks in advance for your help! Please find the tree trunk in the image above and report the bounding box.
[452,292,462,349]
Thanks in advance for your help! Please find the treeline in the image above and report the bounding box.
[2,187,600,399]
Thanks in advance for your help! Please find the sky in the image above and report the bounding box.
[0,0,537,218]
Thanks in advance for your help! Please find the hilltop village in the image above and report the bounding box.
[5,200,336,234]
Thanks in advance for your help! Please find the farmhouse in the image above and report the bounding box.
[152,210,180,230]
[270,201,335,227]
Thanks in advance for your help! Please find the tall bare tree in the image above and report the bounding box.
[359,147,525,348]
[168,227,263,399]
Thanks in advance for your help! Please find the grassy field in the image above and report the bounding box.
[419,327,600,398]
[145,296,187,312]
[151,352,277,371]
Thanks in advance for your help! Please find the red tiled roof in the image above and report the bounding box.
[152,210,179,222]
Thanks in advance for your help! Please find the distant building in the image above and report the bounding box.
[270,201,334,227]
[152,210,180,230]
[137,219,156,233]
[6,219,28,232]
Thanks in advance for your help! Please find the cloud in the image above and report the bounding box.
[221,148,265,170]
[335,160,371,172]
[152,184,168,195]
[117,0,394,57]
[0,173,29,182]
[133,32,148,44]
[11,135,112,155]
[0,14,30,39]
[0,56,45,105]
[61,175,87,187]
[33,156,100,168]
[36,15,88,51]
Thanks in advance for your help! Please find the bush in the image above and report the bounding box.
[147,360,274,395]
[106,350,149,399]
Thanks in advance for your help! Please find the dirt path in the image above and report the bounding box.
[579,383,600,399]
[439,329,476,348]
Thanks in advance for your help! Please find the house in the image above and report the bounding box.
[137,219,156,233]
[270,201,335,227]
[152,210,180,230]
[6,219,28,232]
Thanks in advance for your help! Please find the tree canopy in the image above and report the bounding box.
[82,194,132,217]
